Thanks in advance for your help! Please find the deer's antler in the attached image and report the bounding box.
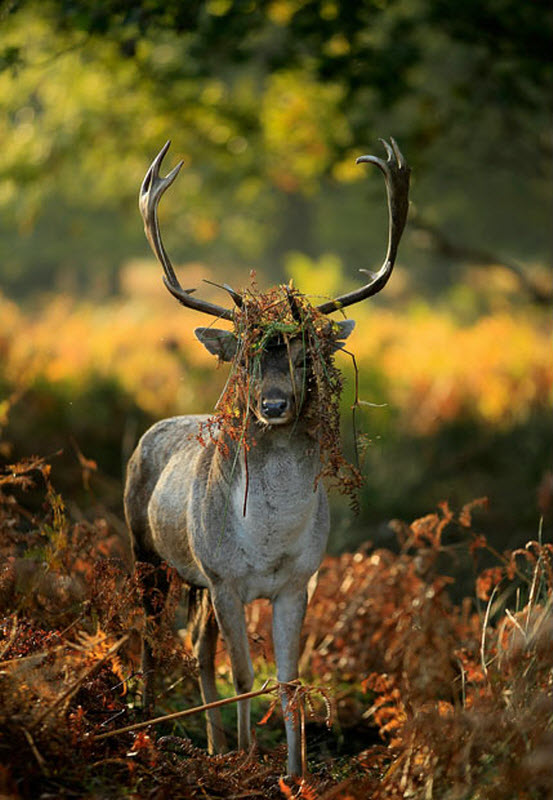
[139,141,235,320]
[316,138,410,314]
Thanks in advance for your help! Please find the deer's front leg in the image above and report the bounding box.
[272,587,308,776]
[210,584,254,750]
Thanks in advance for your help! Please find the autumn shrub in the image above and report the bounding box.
[282,502,552,799]
[1,443,551,799]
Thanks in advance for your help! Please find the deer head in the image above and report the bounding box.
[138,139,410,426]
[193,318,355,426]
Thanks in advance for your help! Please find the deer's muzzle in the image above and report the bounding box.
[258,390,295,425]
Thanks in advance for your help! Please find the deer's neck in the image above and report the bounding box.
[215,423,321,527]
[216,420,319,477]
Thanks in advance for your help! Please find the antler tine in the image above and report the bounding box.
[203,279,244,308]
[316,137,410,315]
[139,141,235,320]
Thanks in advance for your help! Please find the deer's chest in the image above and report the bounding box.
[235,442,317,528]
[224,447,327,600]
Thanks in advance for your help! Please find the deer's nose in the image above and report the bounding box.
[261,398,289,418]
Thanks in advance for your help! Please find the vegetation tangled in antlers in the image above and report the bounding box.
[197,281,363,506]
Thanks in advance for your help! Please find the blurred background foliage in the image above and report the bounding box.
[0,0,551,550]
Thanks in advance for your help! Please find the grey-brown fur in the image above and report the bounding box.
[124,329,349,775]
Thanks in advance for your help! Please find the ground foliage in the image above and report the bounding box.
[1,446,551,799]
[198,281,362,507]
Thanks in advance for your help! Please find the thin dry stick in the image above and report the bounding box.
[480,586,498,678]
[23,727,47,774]
[399,735,414,792]
[504,608,526,639]
[243,436,250,517]
[484,542,531,585]
[239,375,254,518]
[94,679,280,741]
[32,633,129,728]
[457,657,467,709]
[342,347,385,472]
[342,348,361,470]
[299,690,307,778]
[525,558,541,633]
[0,614,18,660]
[0,650,50,668]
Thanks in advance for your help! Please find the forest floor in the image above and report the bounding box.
[1,455,551,799]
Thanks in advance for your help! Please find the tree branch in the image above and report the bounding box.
[412,212,552,305]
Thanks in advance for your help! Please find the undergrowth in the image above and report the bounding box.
[0,452,551,799]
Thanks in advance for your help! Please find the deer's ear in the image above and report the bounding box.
[194,328,238,362]
[332,319,355,351]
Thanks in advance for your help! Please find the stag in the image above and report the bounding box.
[124,139,410,776]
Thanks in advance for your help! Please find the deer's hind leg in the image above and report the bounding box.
[190,589,228,753]
[134,550,171,714]
[124,464,168,713]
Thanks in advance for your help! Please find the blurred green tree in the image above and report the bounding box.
[0,0,551,299]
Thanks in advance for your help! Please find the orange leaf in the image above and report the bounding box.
[469,534,487,556]
[257,696,279,726]
[459,497,488,527]
[278,777,294,798]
